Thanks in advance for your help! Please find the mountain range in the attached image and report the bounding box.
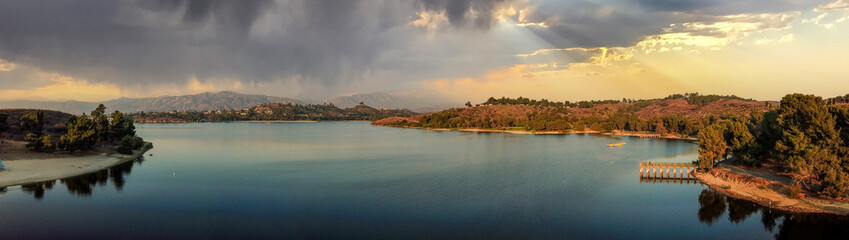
[0,91,301,115]
[0,91,459,114]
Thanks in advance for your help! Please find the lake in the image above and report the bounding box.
[1,122,846,239]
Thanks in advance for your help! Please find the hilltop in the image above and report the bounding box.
[0,109,72,141]
[327,91,459,113]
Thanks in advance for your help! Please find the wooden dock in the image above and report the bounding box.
[639,162,696,180]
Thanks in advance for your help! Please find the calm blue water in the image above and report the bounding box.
[0,122,846,239]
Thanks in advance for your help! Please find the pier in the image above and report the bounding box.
[639,162,696,180]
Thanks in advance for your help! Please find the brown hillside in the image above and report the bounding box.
[374,97,772,128]
[0,109,72,141]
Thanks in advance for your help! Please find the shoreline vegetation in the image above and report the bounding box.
[374,125,697,140]
[690,93,849,215]
[1,104,150,187]
[132,102,414,123]
[693,161,849,215]
[0,141,152,188]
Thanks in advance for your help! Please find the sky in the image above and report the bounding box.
[1,0,848,103]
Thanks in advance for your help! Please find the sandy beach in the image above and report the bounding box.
[0,142,152,187]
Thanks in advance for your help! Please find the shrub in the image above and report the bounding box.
[118,135,145,154]
[25,133,43,150]
[41,135,56,152]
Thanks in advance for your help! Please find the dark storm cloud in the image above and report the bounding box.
[417,0,509,28]
[520,1,666,48]
[0,0,835,96]
[0,0,517,92]
[634,0,717,12]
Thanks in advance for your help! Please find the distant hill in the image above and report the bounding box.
[134,103,416,123]
[373,94,775,137]
[0,91,302,114]
[326,92,459,113]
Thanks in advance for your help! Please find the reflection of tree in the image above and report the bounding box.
[760,208,779,232]
[697,188,849,239]
[773,214,849,240]
[21,180,56,200]
[726,197,759,224]
[61,170,108,196]
[697,189,726,225]
[16,157,146,199]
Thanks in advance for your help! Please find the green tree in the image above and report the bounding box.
[725,121,755,161]
[20,110,44,136]
[654,118,668,136]
[25,133,43,150]
[109,111,135,140]
[752,110,782,158]
[41,135,57,152]
[821,166,849,198]
[698,124,727,169]
[117,135,145,154]
[60,114,98,152]
[779,94,840,152]
[465,101,472,107]
[91,104,110,141]
[0,112,7,132]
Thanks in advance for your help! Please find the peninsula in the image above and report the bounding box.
[0,105,151,187]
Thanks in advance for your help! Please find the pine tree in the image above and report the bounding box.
[698,124,727,169]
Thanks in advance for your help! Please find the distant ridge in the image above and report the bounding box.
[0,91,302,114]
[327,92,459,113]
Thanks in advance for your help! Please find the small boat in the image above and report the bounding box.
[607,142,626,147]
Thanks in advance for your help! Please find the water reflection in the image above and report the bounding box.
[5,157,144,200]
[638,178,699,184]
[697,189,849,239]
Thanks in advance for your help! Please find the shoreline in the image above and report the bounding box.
[372,125,697,140]
[693,167,849,215]
[134,120,374,123]
[0,142,153,188]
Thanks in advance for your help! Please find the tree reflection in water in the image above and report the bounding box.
[697,188,726,225]
[5,157,145,200]
[697,188,849,239]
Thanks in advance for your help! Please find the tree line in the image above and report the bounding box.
[20,104,144,154]
[386,100,744,137]
[664,92,753,106]
[697,94,849,198]
[132,103,415,123]
[479,93,755,109]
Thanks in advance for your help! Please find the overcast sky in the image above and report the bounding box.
[1,0,849,102]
